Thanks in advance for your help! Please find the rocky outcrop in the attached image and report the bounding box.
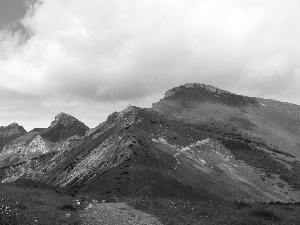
[25,135,49,155]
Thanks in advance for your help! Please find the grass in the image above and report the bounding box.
[219,137,300,190]
[124,196,300,225]
[251,208,281,221]
[0,179,299,225]
[0,180,81,225]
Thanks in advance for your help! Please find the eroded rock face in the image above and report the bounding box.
[25,135,49,155]
[0,134,51,170]
[54,133,133,188]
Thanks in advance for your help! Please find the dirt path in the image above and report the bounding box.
[80,202,162,225]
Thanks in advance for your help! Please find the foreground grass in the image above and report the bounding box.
[1,180,300,225]
[124,196,300,225]
[0,181,80,225]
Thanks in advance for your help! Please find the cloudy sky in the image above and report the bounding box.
[1,0,300,130]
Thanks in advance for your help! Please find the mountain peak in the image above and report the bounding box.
[56,112,67,117]
[0,123,27,151]
[43,112,89,142]
[7,122,21,127]
[50,112,81,128]
[55,112,70,120]
[165,83,231,98]
[0,123,27,135]
[153,83,258,110]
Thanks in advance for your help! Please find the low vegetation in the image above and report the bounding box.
[1,180,300,224]
[0,181,80,225]
[124,196,300,225]
[220,137,300,190]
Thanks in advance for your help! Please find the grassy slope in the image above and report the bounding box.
[152,88,300,201]
[0,179,80,225]
[2,179,300,225]
[80,109,228,202]
[125,196,300,225]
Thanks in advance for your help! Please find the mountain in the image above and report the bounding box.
[0,113,89,181]
[1,84,300,203]
[0,123,26,152]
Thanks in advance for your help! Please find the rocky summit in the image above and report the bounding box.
[1,83,300,204]
[41,112,90,142]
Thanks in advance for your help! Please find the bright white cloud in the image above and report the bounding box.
[1,0,300,129]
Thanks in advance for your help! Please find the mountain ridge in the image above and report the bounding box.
[1,83,300,203]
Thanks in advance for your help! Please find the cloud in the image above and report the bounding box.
[1,0,300,129]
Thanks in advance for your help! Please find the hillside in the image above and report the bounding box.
[152,83,300,198]
[0,83,300,205]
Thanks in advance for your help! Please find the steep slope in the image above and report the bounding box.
[2,106,222,201]
[1,83,300,203]
[0,123,26,152]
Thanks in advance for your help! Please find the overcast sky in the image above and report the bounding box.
[1,0,300,130]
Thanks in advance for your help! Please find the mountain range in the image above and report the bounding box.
[1,83,300,204]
